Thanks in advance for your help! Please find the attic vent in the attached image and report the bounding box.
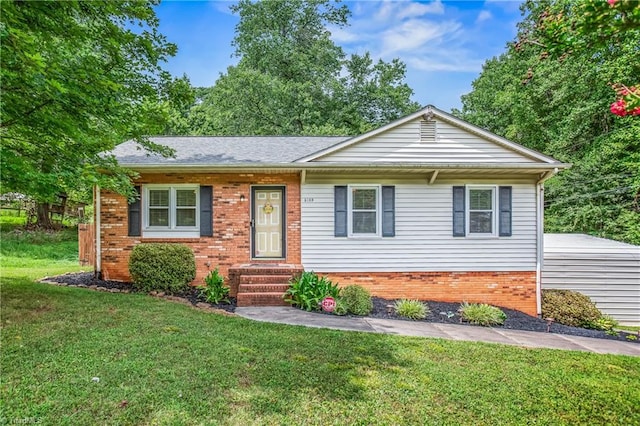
[420,120,436,142]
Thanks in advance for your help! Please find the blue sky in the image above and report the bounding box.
[154,0,524,112]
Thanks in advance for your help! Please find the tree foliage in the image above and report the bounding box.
[0,0,191,226]
[172,0,419,136]
[457,0,640,244]
[515,0,640,115]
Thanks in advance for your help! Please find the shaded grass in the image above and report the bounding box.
[2,279,639,425]
[1,218,83,280]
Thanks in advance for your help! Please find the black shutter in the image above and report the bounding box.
[452,186,465,237]
[499,186,512,237]
[128,185,141,237]
[334,186,347,237]
[381,186,395,237]
[200,186,213,237]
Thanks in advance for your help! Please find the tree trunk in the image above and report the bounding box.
[35,202,54,229]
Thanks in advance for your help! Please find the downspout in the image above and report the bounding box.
[95,186,101,278]
[535,168,558,316]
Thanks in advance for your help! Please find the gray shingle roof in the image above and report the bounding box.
[112,136,351,165]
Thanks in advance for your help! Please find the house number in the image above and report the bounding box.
[303,197,314,202]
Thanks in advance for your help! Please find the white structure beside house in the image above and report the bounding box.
[543,233,640,326]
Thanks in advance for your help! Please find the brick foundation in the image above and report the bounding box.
[324,271,537,316]
[98,172,301,285]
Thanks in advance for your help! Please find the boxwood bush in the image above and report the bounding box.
[541,289,603,328]
[128,243,196,294]
[340,285,373,316]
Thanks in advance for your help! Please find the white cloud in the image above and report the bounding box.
[476,10,492,24]
[380,20,461,56]
[329,26,361,44]
[408,55,483,73]
[372,0,445,21]
[328,0,497,75]
[396,0,445,19]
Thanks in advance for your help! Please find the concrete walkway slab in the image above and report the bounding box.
[235,306,640,357]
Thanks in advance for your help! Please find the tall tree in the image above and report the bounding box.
[456,0,640,244]
[1,0,190,227]
[186,0,419,136]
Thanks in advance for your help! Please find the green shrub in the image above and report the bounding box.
[199,268,230,304]
[128,243,196,294]
[458,302,506,326]
[333,298,348,316]
[340,285,373,316]
[588,315,619,331]
[394,299,429,320]
[284,271,339,311]
[541,289,603,328]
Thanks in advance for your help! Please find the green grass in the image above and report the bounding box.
[2,216,640,425]
[1,218,84,280]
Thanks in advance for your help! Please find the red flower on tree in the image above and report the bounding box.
[610,84,640,117]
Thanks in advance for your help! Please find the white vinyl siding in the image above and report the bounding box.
[543,234,640,326]
[301,177,537,272]
[316,117,538,163]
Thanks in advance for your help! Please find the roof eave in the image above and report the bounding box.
[120,161,571,173]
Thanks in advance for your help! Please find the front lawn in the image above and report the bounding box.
[2,279,639,425]
[1,221,639,424]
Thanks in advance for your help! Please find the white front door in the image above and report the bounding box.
[252,187,284,258]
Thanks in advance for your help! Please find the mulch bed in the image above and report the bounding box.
[365,298,639,343]
[41,272,638,344]
[41,272,236,313]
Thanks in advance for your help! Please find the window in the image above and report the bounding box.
[467,186,497,236]
[350,186,379,236]
[453,185,512,238]
[143,185,199,236]
[334,185,394,238]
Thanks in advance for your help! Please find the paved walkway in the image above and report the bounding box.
[235,306,640,357]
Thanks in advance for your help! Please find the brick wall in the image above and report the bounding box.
[99,172,301,284]
[324,271,537,316]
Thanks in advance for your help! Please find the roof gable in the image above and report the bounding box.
[297,106,561,165]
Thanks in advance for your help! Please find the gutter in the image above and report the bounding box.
[119,161,572,173]
[535,168,560,316]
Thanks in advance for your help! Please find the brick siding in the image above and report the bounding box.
[98,172,301,284]
[324,271,537,316]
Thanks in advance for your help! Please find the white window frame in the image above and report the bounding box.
[347,184,381,238]
[466,185,498,237]
[143,184,199,238]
